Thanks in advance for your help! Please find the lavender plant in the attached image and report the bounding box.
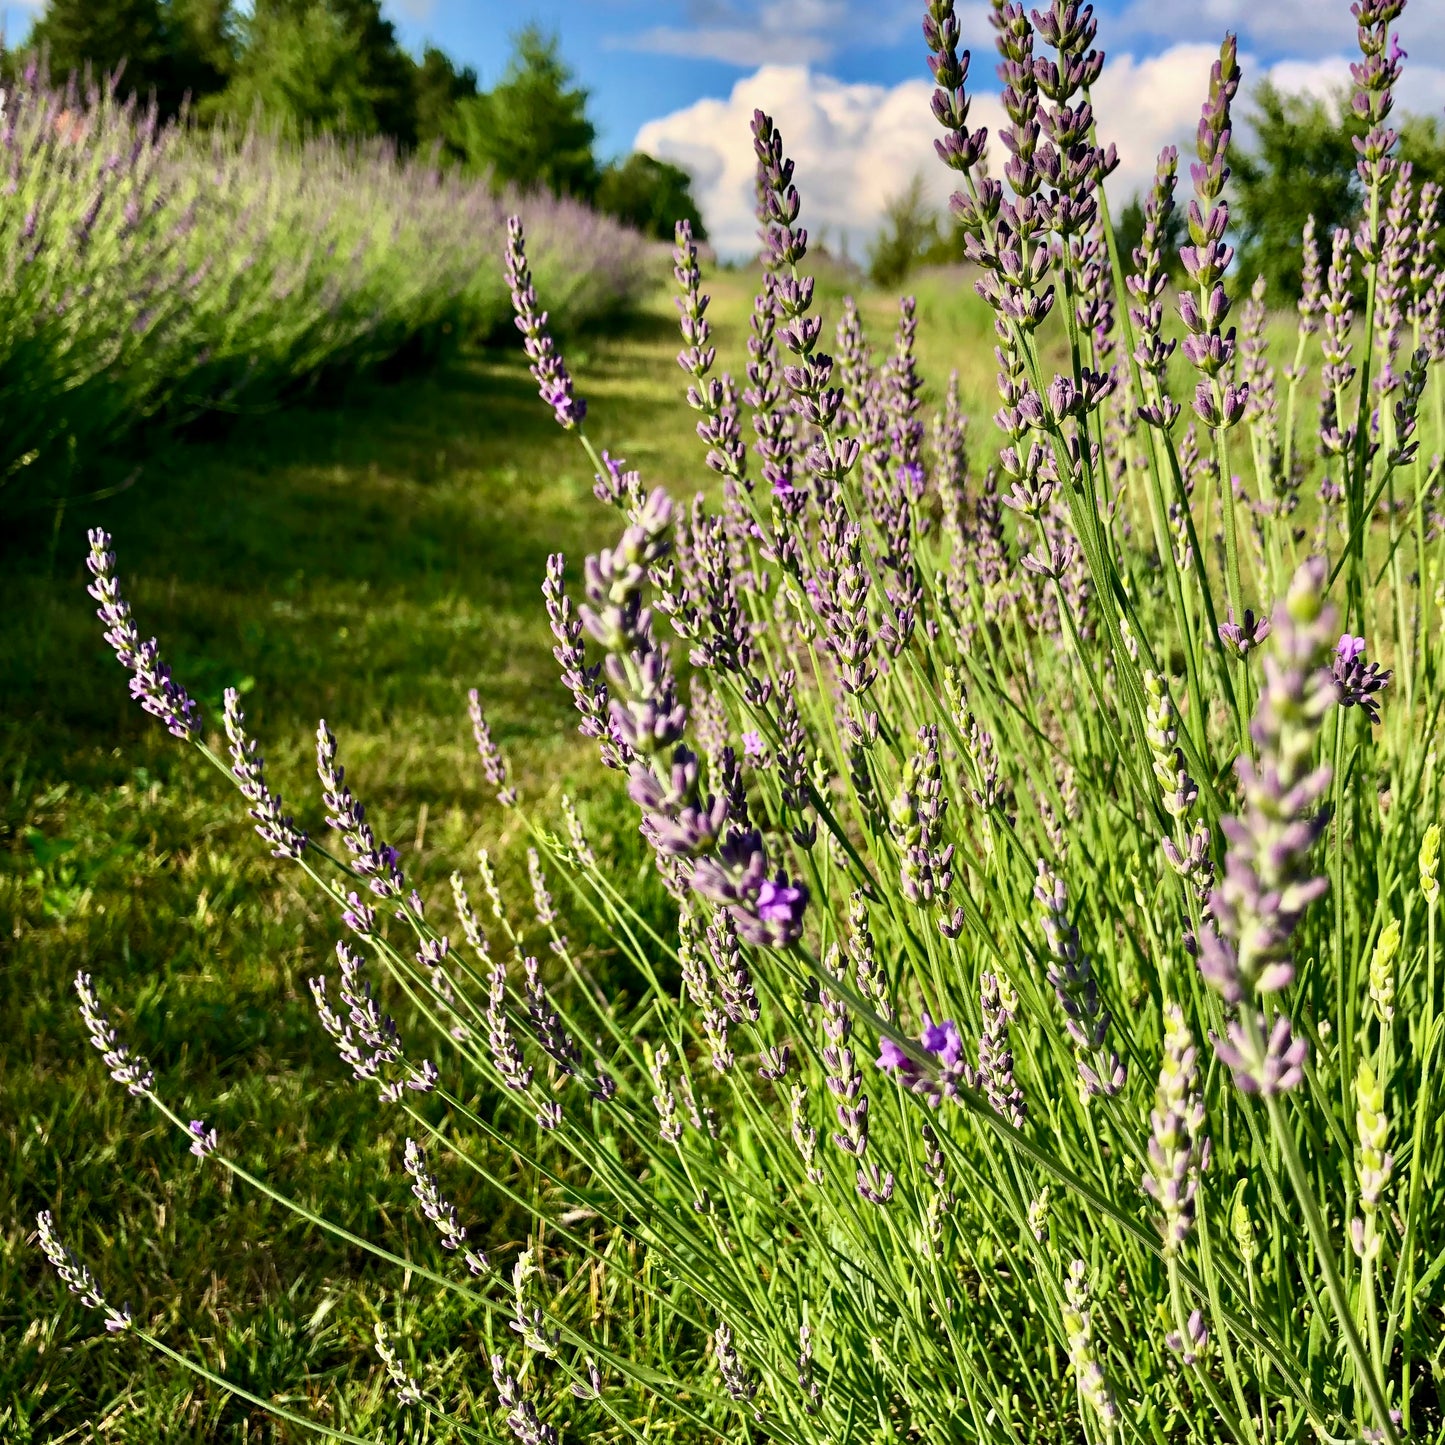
[37,1,1445,1440]
[0,63,649,520]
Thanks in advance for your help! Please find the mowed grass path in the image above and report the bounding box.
[0,268,998,1442]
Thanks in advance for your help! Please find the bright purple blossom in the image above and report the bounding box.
[1332,634,1392,723]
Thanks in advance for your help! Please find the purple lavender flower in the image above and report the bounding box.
[310,941,433,1100]
[1034,862,1125,1099]
[1142,1003,1210,1254]
[977,973,1025,1128]
[919,1013,963,1068]
[1217,608,1271,658]
[504,215,585,430]
[1179,35,1245,428]
[467,689,519,805]
[186,1119,217,1158]
[1332,634,1392,723]
[1200,559,1336,1010]
[486,964,534,1092]
[403,1138,488,1274]
[222,688,307,859]
[316,722,404,898]
[85,529,200,741]
[1211,1013,1310,1095]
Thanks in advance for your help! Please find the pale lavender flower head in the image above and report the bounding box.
[468,689,519,805]
[187,1120,217,1158]
[85,529,201,741]
[1217,607,1271,658]
[222,688,307,859]
[920,1013,964,1069]
[74,971,154,1096]
[35,1211,133,1333]
[505,215,586,430]
[1200,559,1336,1007]
[1212,1013,1309,1094]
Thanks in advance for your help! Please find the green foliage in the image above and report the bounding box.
[596,151,706,241]
[166,0,238,110]
[0,69,648,522]
[27,0,173,101]
[1113,189,1184,275]
[412,44,477,162]
[452,27,599,199]
[867,173,943,287]
[1233,80,1362,299]
[218,0,417,142]
[1232,82,1445,299]
[0,301,712,1439]
[21,0,235,117]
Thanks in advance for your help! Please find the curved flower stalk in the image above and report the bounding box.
[86,528,201,741]
[554,486,809,949]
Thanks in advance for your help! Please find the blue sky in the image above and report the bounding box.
[380,0,1445,255]
[380,0,1444,158]
[384,0,927,158]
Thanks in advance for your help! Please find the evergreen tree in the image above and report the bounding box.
[27,0,172,102]
[867,175,942,287]
[21,0,234,116]
[413,45,477,161]
[220,0,417,143]
[452,28,598,199]
[167,0,237,111]
[597,153,706,241]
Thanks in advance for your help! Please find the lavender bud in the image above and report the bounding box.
[374,1322,422,1407]
[505,216,585,430]
[468,689,518,805]
[222,689,307,859]
[74,971,154,1096]
[35,1211,132,1334]
[85,529,201,741]
[186,1119,217,1158]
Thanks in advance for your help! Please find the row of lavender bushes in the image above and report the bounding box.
[0,62,651,521]
[35,0,1445,1439]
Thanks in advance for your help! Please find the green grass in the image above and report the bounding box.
[0,267,1008,1442]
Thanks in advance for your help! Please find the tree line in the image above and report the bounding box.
[5,0,706,241]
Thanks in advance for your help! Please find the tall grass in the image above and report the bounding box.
[30,2,1445,1443]
[0,62,651,522]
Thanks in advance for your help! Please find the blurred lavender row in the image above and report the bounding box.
[0,63,652,517]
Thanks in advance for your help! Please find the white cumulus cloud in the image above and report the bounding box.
[637,42,1445,261]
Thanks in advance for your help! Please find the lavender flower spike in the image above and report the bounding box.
[74,971,155,1096]
[1199,558,1336,1007]
[223,688,307,859]
[35,1211,133,1333]
[403,1137,489,1275]
[187,1120,218,1158]
[1142,1003,1210,1254]
[468,688,519,805]
[505,215,586,430]
[85,528,201,741]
